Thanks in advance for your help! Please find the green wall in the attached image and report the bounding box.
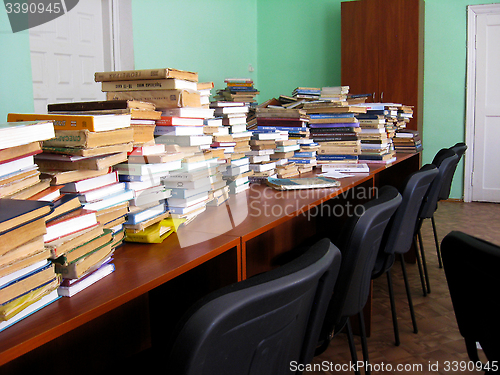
[0,10,34,122]
[132,0,258,94]
[2,0,497,199]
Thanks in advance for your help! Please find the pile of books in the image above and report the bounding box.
[354,104,397,164]
[0,199,60,331]
[320,86,349,103]
[292,87,321,101]
[393,130,422,153]
[214,78,259,104]
[0,120,55,199]
[47,99,160,146]
[98,67,202,110]
[198,81,215,108]
[115,143,184,241]
[302,103,365,166]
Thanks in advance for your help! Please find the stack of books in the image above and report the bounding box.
[302,104,365,166]
[292,87,321,101]
[116,143,184,240]
[162,151,220,223]
[247,130,281,181]
[47,207,115,298]
[0,199,59,331]
[393,130,422,153]
[98,67,202,111]
[275,162,300,179]
[197,81,214,108]
[47,99,160,146]
[222,155,252,194]
[214,78,259,104]
[8,113,134,232]
[155,107,215,153]
[354,104,396,163]
[320,86,349,103]
[0,121,55,199]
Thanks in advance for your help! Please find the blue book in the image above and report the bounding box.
[309,113,355,119]
[293,151,316,158]
[309,123,360,129]
[257,126,307,132]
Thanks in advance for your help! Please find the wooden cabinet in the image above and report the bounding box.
[341,0,424,132]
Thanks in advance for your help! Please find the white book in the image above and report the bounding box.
[155,134,213,147]
[82,189,135,211]
[57,264,115,297]
[161,107,215,119]
[249,162,276,172]
[77,182,126,203]
[0,155,35,178]
[115,160,182,176]
[61,171,119,193]
[154,126,204,136]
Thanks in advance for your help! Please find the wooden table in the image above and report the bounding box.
[0,152,419,372]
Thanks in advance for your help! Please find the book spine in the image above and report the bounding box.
[102,79,197,92]
[106,90,201,109]
[8,114,96,131]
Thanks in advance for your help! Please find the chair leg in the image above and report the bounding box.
[386,270,400,346]
[417,228,431,294]
[413,235,427,297]
[431,215,443,268]
[400,254,418,334]
[358,311,370,375]
[346,320,361,375]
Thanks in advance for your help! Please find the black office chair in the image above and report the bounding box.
[371,164,438,346]
[416,149,459,294]
[315,186,402,374]
[166,238,342,375]
[439,142,467,201]
[442,231,500,369]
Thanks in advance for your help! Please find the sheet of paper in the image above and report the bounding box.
[319,171,355,179]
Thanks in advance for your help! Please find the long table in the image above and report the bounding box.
[0,152,419,371]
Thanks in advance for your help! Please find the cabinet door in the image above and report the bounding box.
[341,0,380,101]
[378,0,423,131]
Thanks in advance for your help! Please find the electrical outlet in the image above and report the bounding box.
[248,64,254,72]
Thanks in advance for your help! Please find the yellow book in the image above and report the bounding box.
[124,218,184,244]
[7,113,131,132]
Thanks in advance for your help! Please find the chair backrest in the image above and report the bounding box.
[438,142,468,200]
[319,186,401,339]
[167,238,342,375]
[419,150,459,219]
[442,231,500,363]
[372,164,438,277]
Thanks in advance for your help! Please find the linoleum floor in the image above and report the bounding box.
[308,201,500,375]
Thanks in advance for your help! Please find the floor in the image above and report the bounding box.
[308,200,500,375]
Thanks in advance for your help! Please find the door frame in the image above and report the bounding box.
[465,4,500,202]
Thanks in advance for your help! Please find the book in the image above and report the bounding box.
[101,78,198,92]
[266,176,341,190]
[156,116,205,126]
[0,199,53,234]
[44,209,98,243]
[61,171,118,193]
[0,262,56,305]
[42,128,135,149]
[81,189,134,212]
[155,135,213,147]
[57,229,113,265]
[126,203,166,225]
[0,121,55,150]
[44,224,103,259]
[0,154,36,179]
[161,107,215,119]
[41,168,112,186]
[8,178,51,200]
[154,126,204,136]
[42,142,133,158]
[320,163,370,173]
[73,182,126,204]
[57,263,115,297]
[0,217,46,256]
[36,152,128,171]
[54,240,114,279]
[0,289,60,332]
[27,185,63,202]
[48,99,155,112]
[95,68,198,82]
[106,90,201,109]
[115,160,182,176]
[0,238,47,277]
[8,113,131,132]
[0,142,42,165]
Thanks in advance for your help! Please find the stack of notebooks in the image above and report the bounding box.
[0,120,55,199]
[393,130,422,153]
[114,143,184,239]
[0,199,59,332]
[302,103,365,166]
[98,67,202,111]
[213,78,260,104]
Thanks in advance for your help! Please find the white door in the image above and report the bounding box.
[29,0,106,113]
[466,5,500,202]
